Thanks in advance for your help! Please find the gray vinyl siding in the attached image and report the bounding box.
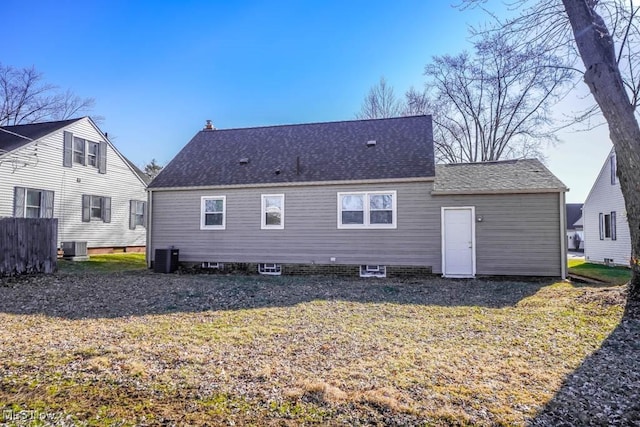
[150,183,563,276]
[0,118,147,248]
[433,193,562,276]
[151,183,435,267]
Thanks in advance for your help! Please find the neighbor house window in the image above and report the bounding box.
[87,141,99,167]
[599,211,617,240]
[201,196,226,230]
[261,194,284,229]
[337,191,397,229]
[130,200,146,229]
[73,137,86,164]
[82,194,111,223]
[13,187,54,218]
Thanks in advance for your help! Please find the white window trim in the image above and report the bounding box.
[200,196,226,230]
[261,194,285,230]
[337,190,397,229]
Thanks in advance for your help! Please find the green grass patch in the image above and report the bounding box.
[58,253,146,273]
[568,259,631,285]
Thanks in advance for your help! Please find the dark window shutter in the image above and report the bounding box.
[102,197,111,223]
[599,213,604,240]
[611,211,617,241]
[13,187,25,217]
[129,200,136,230]
[142,201,147,227]
[82,195,91,222]
[42,190,55,218]
[63,131,73,167]
[98,141,107,174]
[610,156,616,185]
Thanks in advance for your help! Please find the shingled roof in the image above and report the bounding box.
[0,118,82,153]
[149,115,434,189]
[432,159,567,194]
[566,203,584,228]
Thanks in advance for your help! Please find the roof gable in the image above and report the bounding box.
[149,115,434,188]
[0,118,82,154]
[433,159,567,194]
[1,117,149,187]
[584,147,615,206]
[566,203,583,227]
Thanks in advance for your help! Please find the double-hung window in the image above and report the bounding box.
[82,195,111,223]
[130,200,146,229]
[64,131,106,173]
[338,191,397,229]
[201,196,226,229]
[261,194,284,229]
[13,187,54,218]
[599,211,617,240]
[73,137,86,165]
[87,142,99,167]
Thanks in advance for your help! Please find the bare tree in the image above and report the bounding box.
[356,77,404,119]
[462,0,640,308]
[0,63,95,126]
[358,33,571,163]
[424,32,572,163]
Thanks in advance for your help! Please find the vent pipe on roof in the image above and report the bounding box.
[204,120,215,130]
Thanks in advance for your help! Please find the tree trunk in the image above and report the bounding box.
[562,0,640,314]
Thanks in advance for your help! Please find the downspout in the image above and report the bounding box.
[559,191,567,279]
[146,189,153,269]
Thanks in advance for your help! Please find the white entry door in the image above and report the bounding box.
[442,207,476,278]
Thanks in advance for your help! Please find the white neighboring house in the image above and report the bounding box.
[0,117,149,253]
[583,147,631,266]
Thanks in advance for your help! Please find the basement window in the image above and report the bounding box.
[258,263,282,276]
[359,265,387,278]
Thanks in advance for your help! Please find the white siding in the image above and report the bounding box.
[0,118,147,249]
[583,148,631,265]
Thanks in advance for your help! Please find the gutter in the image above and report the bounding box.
[147,176,435,192]
[431,188,568,196]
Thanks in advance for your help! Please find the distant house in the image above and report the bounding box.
[147,116,568,278]
[0,117,149,254]
[583,147,631,266]
[566,203,584,251]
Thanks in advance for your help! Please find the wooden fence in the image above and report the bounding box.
[0,218,58,276]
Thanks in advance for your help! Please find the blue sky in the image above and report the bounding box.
[2,0,611,202]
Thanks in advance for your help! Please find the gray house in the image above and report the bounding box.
[0,117,149,254]
[147,116,568,278]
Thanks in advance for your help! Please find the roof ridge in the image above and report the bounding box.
[0,117,84,129]
[201,115,430,133]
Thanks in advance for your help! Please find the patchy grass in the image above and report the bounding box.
[569,259,631,285]
[57,253,146,274]
[0,270,627,425]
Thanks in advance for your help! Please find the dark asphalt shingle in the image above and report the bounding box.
[566,203,583,228]
[149,116,435,188]
[0,118,82,153]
